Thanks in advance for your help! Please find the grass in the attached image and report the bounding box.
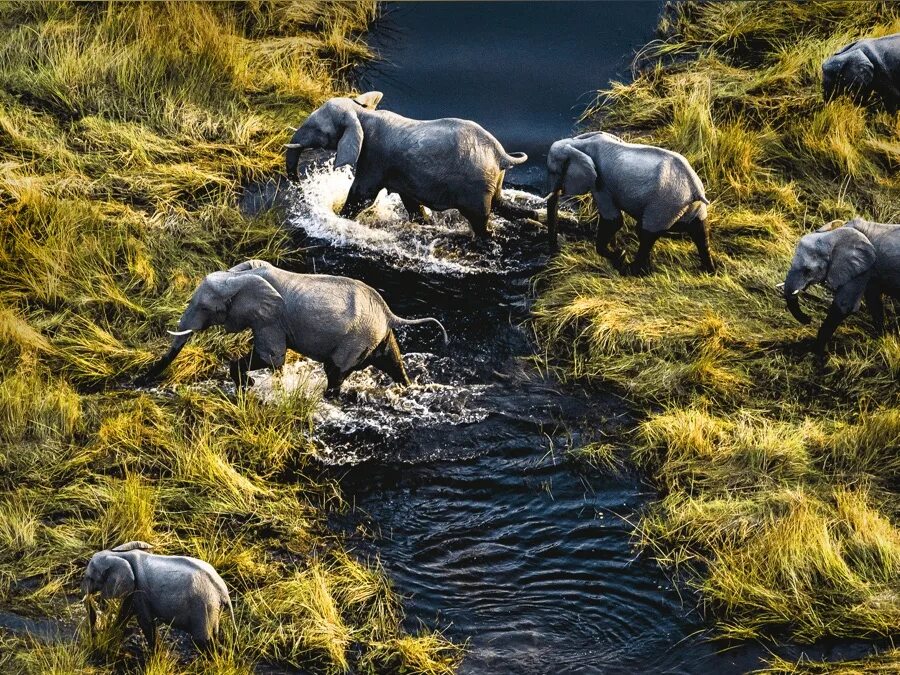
[0,2,460,673]
[533,0,900,663]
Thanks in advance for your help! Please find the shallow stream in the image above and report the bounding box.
[268,3,877,672]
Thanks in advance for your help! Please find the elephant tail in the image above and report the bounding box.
[499,151,528,169]
[390,315,449,345]
[225,596,235,628]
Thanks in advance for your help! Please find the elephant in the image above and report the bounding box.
[545,131,713,275]
[284,91,537,237]
[136,260,447,395]
[82,541,233,652]
[822,33,900,111]
[782,218,900,360]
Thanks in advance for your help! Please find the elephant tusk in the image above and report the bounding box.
[774,282,785,291]
[167,329,194,337]
[792,289,802,295]
[283,143,303,149]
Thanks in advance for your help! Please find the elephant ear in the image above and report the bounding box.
[220,272,284,333]
[558,145,597,195]
[353,91,383,109]
[841,50,875,91]
[111,541,152,552]
[96,554,136,599]
[335,107,364,169]
[228,259,273,273]
[826,227,876,289]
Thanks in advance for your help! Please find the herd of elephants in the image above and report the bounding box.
[80,32,900,656]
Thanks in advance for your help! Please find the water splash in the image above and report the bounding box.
[250,353,490,465]
[286,159,549,276]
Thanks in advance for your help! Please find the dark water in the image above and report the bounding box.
[273,3,879,673]
[357,1,658,190]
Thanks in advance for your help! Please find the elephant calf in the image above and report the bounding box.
[82,541,233,652]
[285,91,534,237]
[136,260,447,396]
[823,33,900,111]
[782,218,900,360]
[545,131,713,275]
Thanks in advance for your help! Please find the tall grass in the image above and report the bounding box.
[534,0,900,655]
[0,2,460,672]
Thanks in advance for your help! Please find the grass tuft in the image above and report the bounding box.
[534,0,900,653]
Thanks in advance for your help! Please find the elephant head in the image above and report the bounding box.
[82,541,151,634]
[782,225,876,324]
[284,91,383,180]
[544,140,598,246]
[823,45,875,102]
[135,268,284,385]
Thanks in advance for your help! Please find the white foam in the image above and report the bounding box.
[248,353,489,465]
[286,160,546,276]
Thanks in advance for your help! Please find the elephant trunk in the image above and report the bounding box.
[285,145,303,182]
[82,579,98,637]
[134,330,193,386]
[546,189,562,251]
[783,271,812,325]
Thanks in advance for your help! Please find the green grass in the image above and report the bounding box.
[0,2,460,672]
[533,0,900,658]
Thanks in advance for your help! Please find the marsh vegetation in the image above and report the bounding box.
[534,1,900,667]
[0,2,459,672]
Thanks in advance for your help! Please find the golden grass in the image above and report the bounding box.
[534,0,900,654]
[0,2,457,672]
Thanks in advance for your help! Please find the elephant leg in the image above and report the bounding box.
[864,282,885,335]
[813,275,868,362]
[132,593,157,653]
[461,207,491,239]
[625,228,662,276]
[370,331,410,386]
[112,595,134,632]
[594,215,625,267]
[813,303,850,364]
[323,360,346,398]
[229,347,282,390]
[340,180,378,219]
[400,194,430,224]
[687,216,716,273]
[592,191,625,268]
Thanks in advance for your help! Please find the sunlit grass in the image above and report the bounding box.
[534,0,900,653]
[0,1,457,671]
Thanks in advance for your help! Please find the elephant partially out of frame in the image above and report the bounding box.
[782,218,900,360]
[136,260,447,396]
[823,33,900,111]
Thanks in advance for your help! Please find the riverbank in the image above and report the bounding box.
[534,1,899,668]
[0,3,459,672]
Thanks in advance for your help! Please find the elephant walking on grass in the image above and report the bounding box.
[82,541,232,652]
[545,131,713,275]
[823,33,900,111]
[136,260,447,396]
[285,92,535,237]
[782,218,900,360]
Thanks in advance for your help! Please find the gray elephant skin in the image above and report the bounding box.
[783,218,900,359]
[82,541,232,651]
[545,131,713,275]
[823,33,900,111]
[136,260,447,395]
[285,92,534,237]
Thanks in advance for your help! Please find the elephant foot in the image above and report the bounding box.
[623,261,651,277]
